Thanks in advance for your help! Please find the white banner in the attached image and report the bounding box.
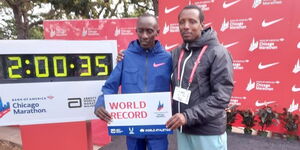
[104,92,172,135]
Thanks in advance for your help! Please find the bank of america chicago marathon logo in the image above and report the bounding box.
[162,22,179,35]
[194,0,216,11]
[220,17,252,32]
[246,78,280,91]
[292,59,300,74]
[114,26,135,37]
[232,59,249,70]
[4,96,51,115]
[252,0,283,8]
[288,99,300,113]
[248,37,284,52]
[0,97,10,118]
[67,97,96,108]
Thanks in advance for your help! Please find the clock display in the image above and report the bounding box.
[0,54,112,83]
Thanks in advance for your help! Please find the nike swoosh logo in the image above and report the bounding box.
[292,85,300,92]
[223,41,239,49]
[165,5,180,14]
[258,62,279,70]
[255,101,276,107]
[223,0,241,8]
[262,18,284,27]
[165,44,178,51]
[153,63,166,68]
[297,41,300,49]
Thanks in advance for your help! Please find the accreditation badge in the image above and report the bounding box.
[172,86,191,105]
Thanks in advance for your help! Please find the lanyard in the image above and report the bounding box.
[177,45,208,88]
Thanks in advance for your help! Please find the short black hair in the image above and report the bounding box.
[178,5,205,23]
[138,13,158,25]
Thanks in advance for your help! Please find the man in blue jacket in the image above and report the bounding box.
[94,13,172,150]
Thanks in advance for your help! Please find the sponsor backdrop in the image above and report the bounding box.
[43,18,137,52]
[159,0,300,134]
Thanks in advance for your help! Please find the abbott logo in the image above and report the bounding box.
[288,99,299,112]
[249,38,259,52]
[220,18,229,32]
[68,98,82,108]
[292,59,300,74]
[252,0,262,8]
[163,22,170,35]
[246,78,255,91]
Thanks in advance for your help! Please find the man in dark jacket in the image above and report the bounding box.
[94,14,172,150]
[166,5,234,150]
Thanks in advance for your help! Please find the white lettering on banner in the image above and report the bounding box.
[249,38,284,51]
[220,18,252,32]
[164,5,180,14]
[223,0,241,9]
[258,62,279,70]
[233,59,249,70]
[47,25,67,38]
[82,27,100,37]
[246,79,280,91]
[252,0,283,8]
[230,96,246,106]
[298,24,300,29]
[255,100,276,107]
[194,0,215,11]
[262,18,284,27]
[292,59,300,74]
[115,27,121,36]
[288,99,299,112]
[297,42,300,49]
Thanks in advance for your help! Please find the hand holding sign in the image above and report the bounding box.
[95,107,112,124]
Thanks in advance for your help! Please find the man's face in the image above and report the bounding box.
[178,9,203,42]
[136,16,159,49]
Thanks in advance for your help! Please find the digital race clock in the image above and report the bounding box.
[0,40,117,126]
[0,40,116,83]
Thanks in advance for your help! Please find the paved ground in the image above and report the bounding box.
[1,126,300,150]
[100,133,300,150]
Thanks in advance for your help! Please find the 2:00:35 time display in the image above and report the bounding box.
[0,54,112,82]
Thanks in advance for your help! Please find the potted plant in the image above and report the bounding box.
[226,105,238,132]
[279,108,299,140]
[256,106,277,137]
[239,109,256,135]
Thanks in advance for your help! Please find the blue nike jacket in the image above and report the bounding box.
[95,40,172,138]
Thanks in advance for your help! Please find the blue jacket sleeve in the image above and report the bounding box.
[94,61,123,110]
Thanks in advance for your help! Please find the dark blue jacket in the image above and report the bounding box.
[95,40,172,108]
